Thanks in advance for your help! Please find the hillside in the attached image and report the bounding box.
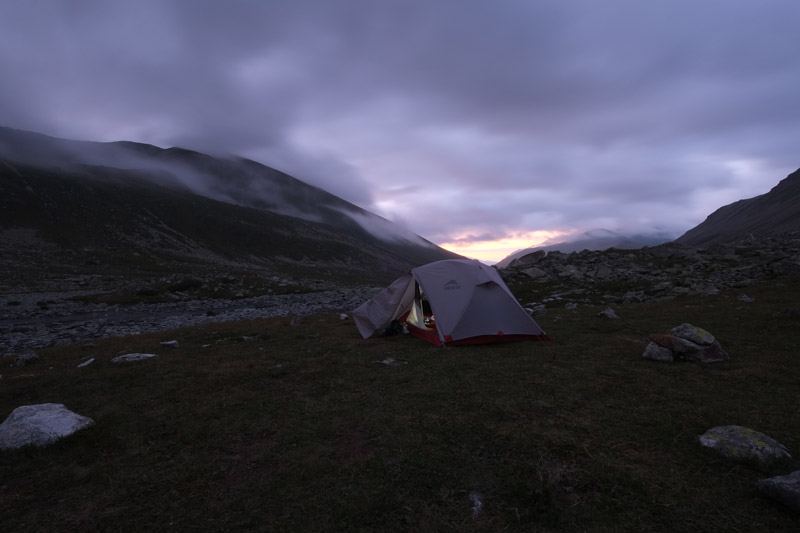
[0,127,457,293]
[676,168,800,247]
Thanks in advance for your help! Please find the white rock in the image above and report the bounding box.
[0,403,95,449]
[77,357,95,368]
[598,308,619,319]
[111,353,158,363]
[160,340,179,349]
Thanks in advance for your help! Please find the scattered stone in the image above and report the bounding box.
[497,232,800,307]
[738,294,755,303]
[77,357,95,368]
[598,308,619,319]
[756,470,800,514]
[564,302,578,310]
[339,313,349,320]
[376,358,407,366]
[111,353,158,363]
[160,340,180,349]
[469,491,484,518]
[699,425,791,466]
[527,304,547,317]
[9,351,39,367]
[0,403,95,450]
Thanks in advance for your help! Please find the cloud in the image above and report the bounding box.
[1,0,799,262]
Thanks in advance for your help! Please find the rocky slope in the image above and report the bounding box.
[676,168,800,246]
[498,232,800,309]
[496,229,673,268]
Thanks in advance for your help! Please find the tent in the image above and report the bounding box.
[353,258,549,346]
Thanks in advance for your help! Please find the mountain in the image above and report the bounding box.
[0,126,457,293]
[495,229,673,268]
[676,168,800,247]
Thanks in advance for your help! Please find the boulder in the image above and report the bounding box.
[699,425,791,466]
[756,470,800,514]
[684,340,729,363]
[649,333,702,354]
[521,267,548,279]
[160,340,179,349]
[645,324,729,363]
[0,403,94,450]
[668,323,715,345]
[642,342,674,362]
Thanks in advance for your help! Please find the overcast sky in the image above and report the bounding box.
[1,1,798,262]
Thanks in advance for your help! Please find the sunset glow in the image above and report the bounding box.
[438,229,573,264]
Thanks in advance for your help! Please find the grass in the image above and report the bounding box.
[1,277,799,531]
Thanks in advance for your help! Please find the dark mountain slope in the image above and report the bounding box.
[0,126,452,261]
[676,168,800,247]
[0,127,458,292]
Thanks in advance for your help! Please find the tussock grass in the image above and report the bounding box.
[1,277,799,531]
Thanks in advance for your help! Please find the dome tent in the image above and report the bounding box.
[353,258,548,346]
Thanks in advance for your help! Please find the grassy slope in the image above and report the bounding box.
[1,277,799,531]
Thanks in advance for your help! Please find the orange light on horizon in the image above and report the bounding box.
[438,229,572,264]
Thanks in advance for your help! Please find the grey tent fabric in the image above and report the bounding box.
[353,273,414,339]
[353,259,546,345]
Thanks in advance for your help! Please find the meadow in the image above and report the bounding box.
[2,276,799,531]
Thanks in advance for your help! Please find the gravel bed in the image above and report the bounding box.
[1,287,380,355]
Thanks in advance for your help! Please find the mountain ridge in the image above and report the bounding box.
[0,126,457,293]
[676,168,800,246]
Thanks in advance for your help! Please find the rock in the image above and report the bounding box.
[738,294,755,303]
[339,313,349,320]
[756,470,800,513]
[646,325,728,363]
[565,302,578,310]
[527,304,547,317]
[667,323,715,345]
[521,267,548,279]
[648,333,702,354]
[684,340,729,363]
[642,341,674,362]
[111,353,158,363]
[160,340,179,349]
[77,357,95,368]
[376,358,407,366]
[699,425,791,466]
[9,351,39,367]
[0,403,95,450]
[598,308,618,319]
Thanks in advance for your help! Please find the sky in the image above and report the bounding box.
[1,0,799,263]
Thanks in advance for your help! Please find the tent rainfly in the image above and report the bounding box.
[353,258,549,346]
